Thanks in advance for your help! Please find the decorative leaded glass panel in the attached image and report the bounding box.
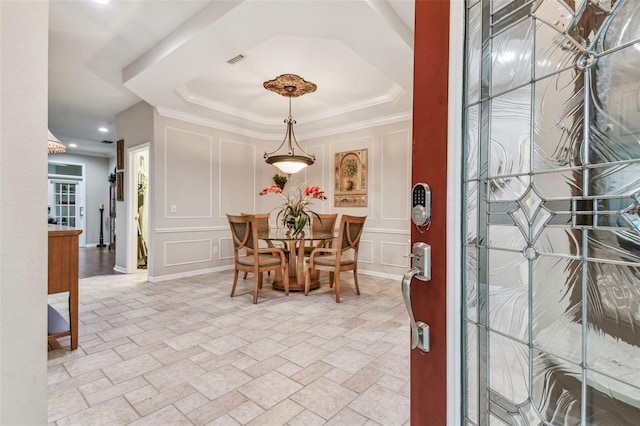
[467,2,482,105]
[491,19,533,95]
[467,105,480,179]
[462,1,640,424]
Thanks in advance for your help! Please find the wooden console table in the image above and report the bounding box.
[48,225,82,350]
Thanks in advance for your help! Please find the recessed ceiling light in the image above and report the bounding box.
[68,143,78,148]
[92,0,111,4]
[98,127,108,133]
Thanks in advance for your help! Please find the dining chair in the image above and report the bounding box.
[227,214,289,304]
[303,213,338,257]
[241,212,274,280]
[304,214,366,303]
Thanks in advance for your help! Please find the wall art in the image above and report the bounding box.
[334,149,368,207]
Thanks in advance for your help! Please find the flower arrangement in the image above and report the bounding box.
[259,184,327,236]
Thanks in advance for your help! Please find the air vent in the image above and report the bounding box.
[101,140,114,144]
[226,54,245,65]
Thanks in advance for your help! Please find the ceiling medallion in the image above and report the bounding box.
[263,74,317,98]
[263,74,316,175]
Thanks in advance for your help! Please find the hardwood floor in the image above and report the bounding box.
[78,246,119,279]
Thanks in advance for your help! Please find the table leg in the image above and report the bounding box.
[272,240,320,292]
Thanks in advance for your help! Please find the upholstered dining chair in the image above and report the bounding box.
[303,213,338,256]
[227,214,289,304]
[304,214,366,303]
[241,212,274,280]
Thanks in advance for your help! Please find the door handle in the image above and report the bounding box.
[402,242,431,352]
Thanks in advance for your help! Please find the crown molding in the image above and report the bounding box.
[176,87,277,126]
[303,84,404,124]
[155,106,280,140]
[176,83,405,126]
[301,111,412,140]
[155,106,412,141]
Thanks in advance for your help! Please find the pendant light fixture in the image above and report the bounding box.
[263,74,316,175]
[48,129,66,153]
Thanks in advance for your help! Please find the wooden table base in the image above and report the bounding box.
[272,276,320,292]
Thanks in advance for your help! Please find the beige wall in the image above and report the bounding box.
[0,1,49,423]
[116,105,411,281]
[115,102,155,271]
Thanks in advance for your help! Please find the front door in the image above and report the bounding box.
[412,1,640,424]
[410,1,452,424]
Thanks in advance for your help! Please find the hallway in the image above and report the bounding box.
[79,247,119,279]
[47,271,409,425]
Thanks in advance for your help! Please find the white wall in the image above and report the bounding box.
[48,153,111,246]
[115,107,411,281]
[0,1,49,423]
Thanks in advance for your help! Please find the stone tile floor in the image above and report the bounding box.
[48,270,410,425]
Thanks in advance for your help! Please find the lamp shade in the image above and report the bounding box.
[48,130,66,153]
[266,155,314,175]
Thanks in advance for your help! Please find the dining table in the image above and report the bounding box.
[260,228,335,291]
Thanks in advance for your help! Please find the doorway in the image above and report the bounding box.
[129,146,149,272]
[48,161,86,247]
[461,1,640,424]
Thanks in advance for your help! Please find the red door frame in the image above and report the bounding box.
[411,1,450,424]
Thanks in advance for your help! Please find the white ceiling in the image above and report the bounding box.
[48,0,415,157]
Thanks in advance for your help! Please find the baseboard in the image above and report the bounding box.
[147,265,234,283]
[113,265,128,274]
[358,269,402,280]
[143,265,399,283]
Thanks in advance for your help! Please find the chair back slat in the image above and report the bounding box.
[312,213,337,235]
[254,213,270,238]
[227,214,256,251]
[241,212,270,239]
[338,215,366,251]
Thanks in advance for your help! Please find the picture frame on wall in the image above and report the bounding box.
[116,139,125,170]
[334,149,368,207]
[116,171,124,201]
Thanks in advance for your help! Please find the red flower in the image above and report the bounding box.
[259,184,283,196]
[303,185,327,200]
[259,183,327,235]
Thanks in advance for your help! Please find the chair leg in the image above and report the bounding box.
[304,265,311,296]
[244,271,267,280]
[284,267,290,295]
[231,269,239,297]
[329,272,334,288]
[252,272,260,304]
[258,272,263,289]
[334,271,341,303]
[353,268,360,295]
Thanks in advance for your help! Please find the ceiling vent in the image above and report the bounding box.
[101,140,114,144]
[226,54,245,65]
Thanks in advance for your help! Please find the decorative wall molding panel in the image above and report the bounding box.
[165,127,213,218]
[164,239,212,267]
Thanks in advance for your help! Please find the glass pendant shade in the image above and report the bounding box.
[48,130,66,153]
[266,156,314,175]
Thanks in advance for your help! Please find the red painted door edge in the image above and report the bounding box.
[411,1,450,424]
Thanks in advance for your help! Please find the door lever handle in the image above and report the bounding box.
[402,268,430,351]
